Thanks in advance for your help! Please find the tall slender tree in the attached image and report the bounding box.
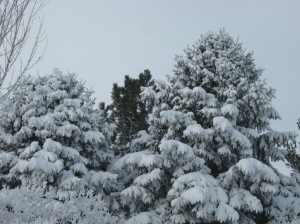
[101,69,153,154]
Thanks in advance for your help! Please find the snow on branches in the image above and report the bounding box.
[0,70,118,198]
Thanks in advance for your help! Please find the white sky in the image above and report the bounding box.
[34,0,300,134]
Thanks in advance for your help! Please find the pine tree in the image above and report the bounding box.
[101,70,153,154]
[113,30,300,223]
[0,70,119,199]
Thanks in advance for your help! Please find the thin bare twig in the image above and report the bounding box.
[0,0,47,101]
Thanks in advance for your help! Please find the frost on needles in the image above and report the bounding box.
[113,30,300,223]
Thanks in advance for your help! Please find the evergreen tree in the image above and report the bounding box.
[101,70,153,154]
[0,70,119,199]
[113,30,300,223]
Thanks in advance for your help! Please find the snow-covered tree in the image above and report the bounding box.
[0,70,119,199]
[113,30,300,223]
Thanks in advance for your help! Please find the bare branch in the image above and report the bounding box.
[0,0,46,100]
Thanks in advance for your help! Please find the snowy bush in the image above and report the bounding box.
[0,186,123,223]
[125,212,162,224]
[0,70,119,198]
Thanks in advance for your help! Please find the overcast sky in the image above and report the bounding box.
[34,0,300,134]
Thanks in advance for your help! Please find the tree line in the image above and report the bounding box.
[0,2,299,221]
[0,29,300,223]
